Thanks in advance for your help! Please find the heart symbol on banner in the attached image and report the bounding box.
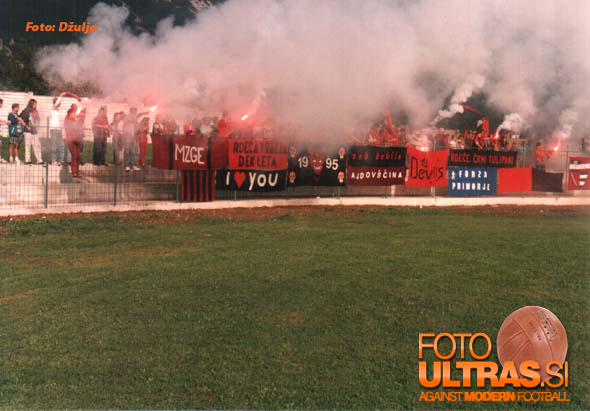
[234,172,246,188]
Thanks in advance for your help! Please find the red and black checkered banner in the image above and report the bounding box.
[568,157,590,190]
[406,147,448,188]
[181,170,216,202]
[448,149,518,168]
[287,144,347,186]
[227,138,288,170]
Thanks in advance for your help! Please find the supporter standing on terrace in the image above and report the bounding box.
[199,117,214,138]
[0,98,10,163]
[111,112,125,165]
[137,117,150,167]
[183,116,196,136]
[20,99,43,164]
[92,106,110,166]
[217,111,235,137]
[49,97,71,165]
[64,108,83,177]
[8,103,26,164]
[152,113,164,137]
[535,142,553,171]
[122,107,148,172]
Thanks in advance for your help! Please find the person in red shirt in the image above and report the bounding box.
[64,108,83,177]
[92,106,110,165]
[217,111,235,138]
[183,116,196,136]
[379,109,399,146]
[535,142,553,170]
[137,117,150,166]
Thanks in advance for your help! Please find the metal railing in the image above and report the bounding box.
[0,132,587,210]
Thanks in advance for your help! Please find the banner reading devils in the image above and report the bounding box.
[568,157,590,190]
[347,146,406,185]
[406,148,448,188]
[287,145,347,186]
[448,149,517,168]
[228,139,288,170]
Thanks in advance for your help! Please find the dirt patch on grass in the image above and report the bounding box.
[1,204,589,226]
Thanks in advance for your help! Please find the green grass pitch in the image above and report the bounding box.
[0,207,588,409]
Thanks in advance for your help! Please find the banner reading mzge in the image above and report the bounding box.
[228,138,288,170]
[347,145,406,186]
[406,148,448,188]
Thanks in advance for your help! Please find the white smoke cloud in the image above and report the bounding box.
[553,109,578,139]
[35,0,590,139]
[436,74,485,121]
[497,113,527,135]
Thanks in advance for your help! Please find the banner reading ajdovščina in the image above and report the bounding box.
[347,146,406,185]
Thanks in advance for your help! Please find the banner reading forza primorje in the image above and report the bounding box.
[448,167,498,196]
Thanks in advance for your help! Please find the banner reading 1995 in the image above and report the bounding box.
[287,145,347,186]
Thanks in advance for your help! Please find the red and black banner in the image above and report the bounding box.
[287,145,347,186]
[497,168,532,194]
[532,169,563,192]
[173,135,209,170]
[152,135,210,170]
[180,170,216,202]
[406,148,448,188]
[227,138,288,170]
[568,157,590,190]
[448,149,518,168]
[346,167,405,186]
[347,145,406,186]
[348,145,406,167]
[151,134,174,169]
[216,170,287,192]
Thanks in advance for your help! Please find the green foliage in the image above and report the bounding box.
[0,39,50,94]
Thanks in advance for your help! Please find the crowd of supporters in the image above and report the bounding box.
[0,96,583,177]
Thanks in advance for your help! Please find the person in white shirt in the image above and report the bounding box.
[50,93,77,164]
[20,99,43,164]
